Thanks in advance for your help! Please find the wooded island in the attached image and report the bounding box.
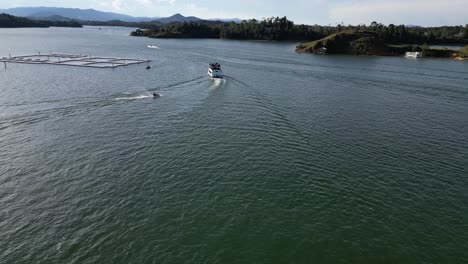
[131,17,468,59]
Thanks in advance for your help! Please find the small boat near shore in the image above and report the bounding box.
[147,45,160,49]
[208,62,223,78]
[405,52,423,58]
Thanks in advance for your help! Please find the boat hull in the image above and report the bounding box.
[208,68,223,78]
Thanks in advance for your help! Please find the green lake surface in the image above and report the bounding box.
[1,26,468,263]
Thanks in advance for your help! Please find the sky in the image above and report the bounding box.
[1,0,467,26]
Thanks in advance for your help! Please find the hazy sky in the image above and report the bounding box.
[1,0,467,26]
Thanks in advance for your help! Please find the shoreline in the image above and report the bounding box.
[295,30,467,60]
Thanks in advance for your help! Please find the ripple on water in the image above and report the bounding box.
[1,31,468,263]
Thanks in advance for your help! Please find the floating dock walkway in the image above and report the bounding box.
[1,53,150,69]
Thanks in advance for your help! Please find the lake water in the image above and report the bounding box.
[1,26,468,263]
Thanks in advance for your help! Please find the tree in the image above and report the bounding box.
[134,19,468,44]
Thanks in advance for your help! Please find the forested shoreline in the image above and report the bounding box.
[132,17,468,45]
[0,13,82,28]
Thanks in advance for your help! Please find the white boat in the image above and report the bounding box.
[405,52,422,58]
[208,63,223,78]
[147,45,160,49]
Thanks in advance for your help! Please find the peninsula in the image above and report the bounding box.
[0,13,82,28]
[296,30,467,59]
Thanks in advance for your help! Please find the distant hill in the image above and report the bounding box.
[0,13,82,28]
[82,20,162,29]
[0,7,147,22]
[28,14,73,22]
[0,13,47,27]
[405,24,422,28]
[210,18,242,23]
[156,13,201,24]
[0,7,241,24]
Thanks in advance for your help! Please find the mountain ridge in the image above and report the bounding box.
[0,13,82,28]
[0,7,242,23]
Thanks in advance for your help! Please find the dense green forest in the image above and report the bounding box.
[0,13,82,28]
[132,17,468,45]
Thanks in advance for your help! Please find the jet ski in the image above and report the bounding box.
[153,93,160,98]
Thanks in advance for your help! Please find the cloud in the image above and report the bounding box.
[90,0,175,14]
[135,0,176,6]
[161,0,177,5]
[181,2,245,20]
[330,0,468,26]
[184,3,207,14]
[111,0,124,11]
[94,0,126,12]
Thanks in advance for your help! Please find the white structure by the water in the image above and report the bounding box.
[405,52,423,58]
[0,53,150,68]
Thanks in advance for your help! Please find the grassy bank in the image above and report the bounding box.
[458,46,468,57]
[296,30,402,56]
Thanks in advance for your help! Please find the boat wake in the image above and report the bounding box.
[151,76,206,92]
[113,92,154,101]
[210,78,226,88]
[224,75,249,87]
[1,90,164,132]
